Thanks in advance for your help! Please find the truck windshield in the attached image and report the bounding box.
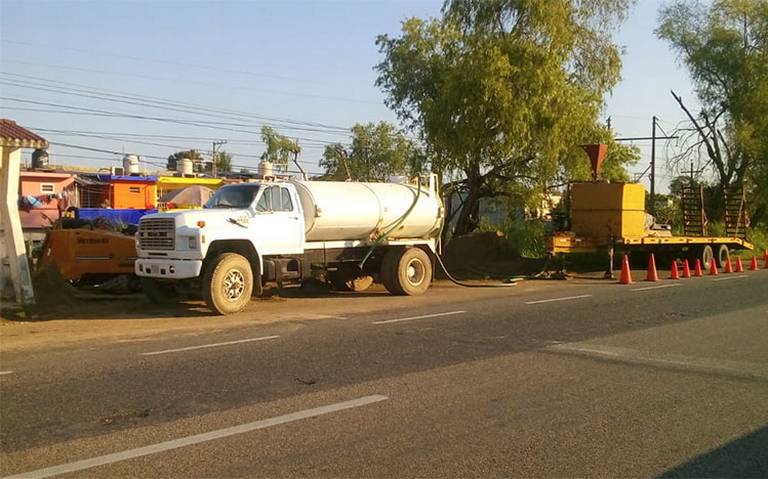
[204,185,260,209]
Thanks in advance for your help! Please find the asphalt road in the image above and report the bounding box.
[1,269,767,478]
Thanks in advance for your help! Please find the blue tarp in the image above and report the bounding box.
[77,208,157,225]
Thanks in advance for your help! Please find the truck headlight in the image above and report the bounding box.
[188,236,198,249]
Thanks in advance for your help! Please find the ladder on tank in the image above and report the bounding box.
[681,183,707,237]
[724,184,749,240]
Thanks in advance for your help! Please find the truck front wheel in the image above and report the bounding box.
[381,247,432,296]
[202,253,253,315]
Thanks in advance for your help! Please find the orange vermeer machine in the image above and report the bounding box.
[548,144,753,273]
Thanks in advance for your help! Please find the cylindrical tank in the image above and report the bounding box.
[178,157,194,175]
[291,180,443,242]
[123,154,140,174]
[31,149,49,170]
[258,160,273,177]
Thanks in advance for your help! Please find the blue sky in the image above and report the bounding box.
[0,0,697,190]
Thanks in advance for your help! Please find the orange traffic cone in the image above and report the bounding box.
[619,255,632,285]
[750,256,758,270]
[694,259,703,277]
[670,260,680,280]
[710,259,719,276]
[646,253,659,282]
[735,256,743,273]
[682,259,691,278]
[724,255,733,273]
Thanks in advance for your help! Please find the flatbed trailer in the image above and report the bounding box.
[548,144,753,273]
[550,232,753,271]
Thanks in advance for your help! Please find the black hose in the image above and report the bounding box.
[433,247,518,288]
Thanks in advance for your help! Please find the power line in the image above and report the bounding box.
[0,78,353,135]
[2,59,380,106]
[2,40,343,90]
[28,128,325,166]
[0,98,349,140]
[42,141,325,176]
[0,72,355,131]
[28,128,337,148]
[0,72,422,144]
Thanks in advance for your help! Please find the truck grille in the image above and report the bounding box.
[138,217,175,251]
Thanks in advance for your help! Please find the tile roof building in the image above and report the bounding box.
[0,119,49,149]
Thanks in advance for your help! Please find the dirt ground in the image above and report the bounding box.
[0,233,617,353]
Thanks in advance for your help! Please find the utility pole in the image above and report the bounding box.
[339,149,353,181]
[650,116,657,215]
[212,140,227,177]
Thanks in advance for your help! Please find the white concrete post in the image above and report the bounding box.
[0,146,35,304]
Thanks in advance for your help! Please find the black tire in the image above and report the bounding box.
[202,253,253,315]
[716,244,730,268]
[381,247,432,296]
[140,277,179,304]
[700,245,714,272]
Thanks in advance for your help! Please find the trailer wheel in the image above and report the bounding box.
[202,253,253,315]
[716,244,730,268]
[381,247,432,296]
[700,245,714,271]
[140,278,178,304]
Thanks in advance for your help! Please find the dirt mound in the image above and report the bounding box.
[441,232,545,279]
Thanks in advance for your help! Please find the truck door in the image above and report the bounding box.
[253,185,304,255]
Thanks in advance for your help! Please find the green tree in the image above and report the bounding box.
[167,149,204,172]
[260,126,301,173]
[204,151,233,174]
[320,122,420,181]
[657,0,768,223]
[376,0,633,236]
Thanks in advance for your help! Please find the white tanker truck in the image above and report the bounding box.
[135,174,444,314]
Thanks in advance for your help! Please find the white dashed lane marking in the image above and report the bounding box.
[372,310,466,325]
[525,294,592,305]
[141,336,279,356]
[713,274,749,281]
[631,283,682,292]
[1,395,389,479]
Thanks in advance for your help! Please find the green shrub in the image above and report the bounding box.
[479,219,548,258]
[747,227,768,255]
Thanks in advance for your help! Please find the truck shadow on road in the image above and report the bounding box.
[658,424,768,478]
[2,282,391,321]
[2,296,211,321]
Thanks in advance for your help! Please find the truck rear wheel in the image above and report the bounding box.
[381,247,432,296]
[202,253,253,315]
